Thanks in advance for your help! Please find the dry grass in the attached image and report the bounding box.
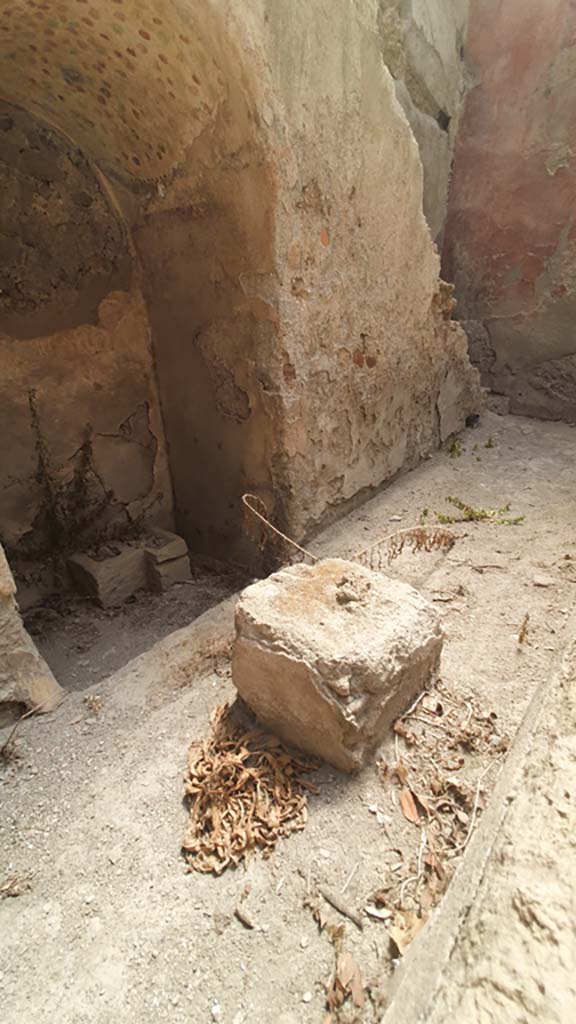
[352,526,456,571]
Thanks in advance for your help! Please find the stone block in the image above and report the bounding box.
[232,558,443,773]
[144,529,188,565]
[146,553,191,592]
[0,544,63,714]
[67,544,147,608]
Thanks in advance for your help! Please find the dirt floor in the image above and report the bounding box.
[23,558,247,691]
[1,412,575,1024]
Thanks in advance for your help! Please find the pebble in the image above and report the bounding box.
[302,992,312,1004]
[300,936,309,949]
[532,574,554,588]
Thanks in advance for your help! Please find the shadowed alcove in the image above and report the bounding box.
[0,0,278,612]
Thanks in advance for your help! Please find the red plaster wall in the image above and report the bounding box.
[443,0,576,420]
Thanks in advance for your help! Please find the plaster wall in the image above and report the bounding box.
[443,0,576,421]
[378,0,469,241]
[255,0,480,537]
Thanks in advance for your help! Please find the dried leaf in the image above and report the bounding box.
[234,906,255,930]
[392,760,409,786]
[336,952,365,1008]
[365,904,392,921]
[399,787,420,824]
[326,922,346,945]
[0,873,31,899]
[350,968,365,1009]
[424,851,446,880]
[413,791,432,817]
[372,884,393,905]
[310,902,329,932]
[389,909,428,955]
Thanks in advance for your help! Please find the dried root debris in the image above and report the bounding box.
[182,704,318,875]
[369,681,508,941]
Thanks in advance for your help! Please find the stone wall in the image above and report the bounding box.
[0,0,481,568]
[443,0,576,421]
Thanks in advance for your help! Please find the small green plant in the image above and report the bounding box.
[485,436,495,449]
[435,496,525,526]
[448,438,462,458]
[420,507,430,524]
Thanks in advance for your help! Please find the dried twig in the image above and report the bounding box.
[319,886,364,930]
[399,830,427,907]
[452,758,502,854]
[242,494,317,563]
[404,691,428,717]
[340,862,359,895]
[518,613,530,645]
[0,705,41,761]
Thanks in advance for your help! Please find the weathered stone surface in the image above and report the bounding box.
[67,544,147,608]
[146,553,192,593]
[443,0,576,421]
[232,558,443,773]
[0,544,63,713]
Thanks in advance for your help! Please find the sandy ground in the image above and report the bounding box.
[1,412,575,1024]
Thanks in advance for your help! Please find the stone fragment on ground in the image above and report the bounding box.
[144,529,191,592]
[67,530,191,606]
[0,543,63,714]
[67,545,148,608]
[232,558,443,772]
